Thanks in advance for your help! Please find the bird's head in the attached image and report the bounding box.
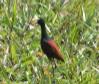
[30,16,45,27]
[30,16,51,33]
[37,18,45,26]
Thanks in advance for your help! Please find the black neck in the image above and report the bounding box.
[40,24,48,39]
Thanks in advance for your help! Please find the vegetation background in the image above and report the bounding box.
[0,0,99,84]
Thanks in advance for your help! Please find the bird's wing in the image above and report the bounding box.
[44,39,64,61]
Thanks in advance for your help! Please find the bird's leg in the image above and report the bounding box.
[51,60,55,77]
[52,59,57,84]
[52,58,57,77]
[53,59,57,69]
[49,58,57,77]
[48,58,54,77]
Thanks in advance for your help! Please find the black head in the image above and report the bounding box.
[37,18,45,26]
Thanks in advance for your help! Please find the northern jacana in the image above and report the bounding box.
[31,18,64,76]
[36,18,64,76]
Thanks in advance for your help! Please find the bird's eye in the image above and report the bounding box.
[37,18,44,25]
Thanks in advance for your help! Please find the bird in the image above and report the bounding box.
[37,18,64,77]
[37,18,64,62]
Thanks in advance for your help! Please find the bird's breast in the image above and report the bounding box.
[41,39,52,56]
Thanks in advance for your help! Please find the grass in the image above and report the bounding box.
[0,0,99,84]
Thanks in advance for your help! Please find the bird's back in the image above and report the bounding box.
[41,38,64,62]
